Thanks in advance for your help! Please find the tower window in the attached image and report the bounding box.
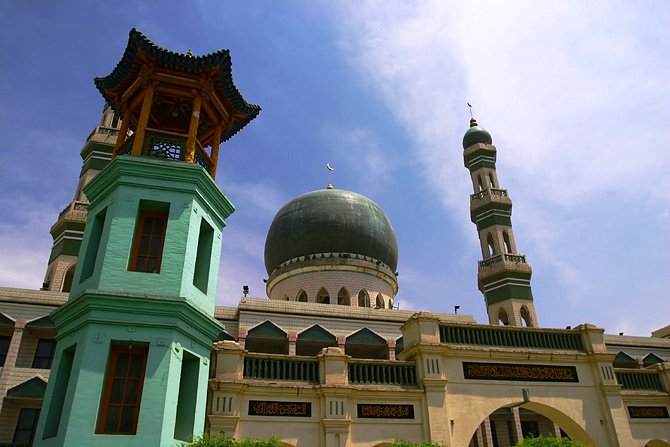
[337,287,350,306]
[296,290,308,302]
[520,306,532,327]
[129,210,168,273]
[477,174,484,191]
[503,231,512,254]
[498,308,509,326]
[0,336,10,367]
[32,339,57,369]
[486,233,496,257]
[97,346,148,435]
[61,263,76,293]
[317,287,330,304]
[489,173,496,188]
[193,218,214,293]
[375,294,383,309]
[358,290,370,308]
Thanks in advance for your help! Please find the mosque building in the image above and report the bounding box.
[0,29,668,447]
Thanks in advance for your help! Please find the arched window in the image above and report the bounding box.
[520,306,531,327]
[486,233,496,257]
[61,263,76,293]
[477,174,484,191]
[498,308,509,326]
[489,172,496,188]
[503,231,512,254]
[358,290,370,307]
[375,294,384,309]
[296,290,308,302]
[337,287,350,306]
[281,294,289,301]
[317,287,330,305]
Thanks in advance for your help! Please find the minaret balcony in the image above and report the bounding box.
[116,128,213,174]
[470,188,510,204]
[478,253,532,276]
[86,125,120,145]
[52,200,89,230]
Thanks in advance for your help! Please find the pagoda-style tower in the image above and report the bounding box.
[35,29,259,447]
[42,104,123,293]
[462,118,537,328]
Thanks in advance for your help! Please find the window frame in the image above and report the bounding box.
[0,335,11,367]
[128,210,168,274]
[32,338,57,369]
[97,345,149,435]
[13,408,41,444]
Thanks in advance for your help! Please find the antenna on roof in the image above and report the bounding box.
[326,163,334,189]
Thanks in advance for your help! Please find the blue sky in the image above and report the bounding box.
[0,1,668,336]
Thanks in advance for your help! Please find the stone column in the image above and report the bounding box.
[337,336,346,352]
[288,332,297,356]
[237,328,247,350]
[387,339,396,361]
[511,407,524,444]
[0,319,26,408]
[480,418,495,447]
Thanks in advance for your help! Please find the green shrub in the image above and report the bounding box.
[180,434,283,447]
[390,440,446,446]
[515,435,587,446]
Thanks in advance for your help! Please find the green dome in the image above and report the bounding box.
[264,189,398,275]
[463,122,493,149]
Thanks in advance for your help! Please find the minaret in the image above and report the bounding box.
[463,118,537,327]
[42,104,123,293]
[35,29,260,446]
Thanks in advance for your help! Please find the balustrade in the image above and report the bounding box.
[243,356,319,383]
[471,188,508,203]
[616,371,664,391]
[348,362,417,386]
[479,253,526,270]
[115,130,212,172]
[440,324,585,351]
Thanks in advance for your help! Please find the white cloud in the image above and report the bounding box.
[325,0,670,334]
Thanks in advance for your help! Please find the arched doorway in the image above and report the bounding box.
[465,402,597,447]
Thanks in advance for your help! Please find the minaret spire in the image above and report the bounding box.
[462,117,537,327]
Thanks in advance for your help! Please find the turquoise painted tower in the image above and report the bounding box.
[34,29,260,446]
[463,118,538,328]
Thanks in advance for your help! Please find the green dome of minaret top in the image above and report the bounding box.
[462,118,493,149]
[264,189,398,275]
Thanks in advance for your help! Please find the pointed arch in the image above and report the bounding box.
[498,308,509,326]
[281,294,289,301]
[477,174,484,191]
[317,287,330,304]
[345,327,388,359]
[643,353,665,368]
[296,324,337,356]
[358,289,370,307]
[489,172,496,188]
[503,231,512,254]
[337,287,350,306]
[486,233,496,257]
[520,305,532,327]
[247,321,287,339]
[61,263,77,293]
[246,320,288,355]
[296,289,308,302]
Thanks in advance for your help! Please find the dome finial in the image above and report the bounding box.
[326,163,334,189]
[467,102,477,127]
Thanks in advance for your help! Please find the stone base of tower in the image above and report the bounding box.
[34,291,222,447]
[487,299,538,328]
